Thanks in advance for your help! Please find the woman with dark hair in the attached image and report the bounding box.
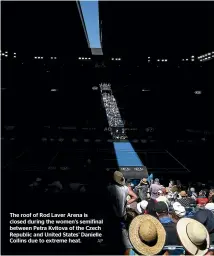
[194,209,214,245]
[136,198,157,218]
[146,198,158,218]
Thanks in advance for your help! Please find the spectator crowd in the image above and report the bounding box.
[102,92,124,128]
[107,171,214,255]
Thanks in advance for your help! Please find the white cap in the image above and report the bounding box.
[173,202,186,217]
[205,203,214,212]
[137,200,148,213]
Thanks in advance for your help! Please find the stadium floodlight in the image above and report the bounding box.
[161,59,164,62]
[186,59,188,61]
[38,57,41,59]
[34,56,37,59]
[41,57,43,59]
[148,56,150,59]
[5,51,8,54]
[51,89,58,92]
[78,57,81,60]
[208,53,211,55]
[157,59,160,62]
[14,52,16,55]
[208,56,211,59]
[5,55,8,57]
[88,57,91,60]
[191,56,194,58]
[182,59,184,61]
[2,53,4,56]
[112,58,114,60]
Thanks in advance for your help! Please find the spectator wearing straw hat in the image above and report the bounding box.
[135,178,149,201]
[176,218,210,255]
[107,171,129,219]
[125,214,166,255]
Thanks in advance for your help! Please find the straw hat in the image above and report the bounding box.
[180,191,187,197]
[129,215,166,255]
[177,218,210,255]
[113,171,125,186]
[141,178,148,184]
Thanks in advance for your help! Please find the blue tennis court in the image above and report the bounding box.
[113,142,144,167]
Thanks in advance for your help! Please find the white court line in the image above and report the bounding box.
[48,151,60,166]
[165,149,191,173]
